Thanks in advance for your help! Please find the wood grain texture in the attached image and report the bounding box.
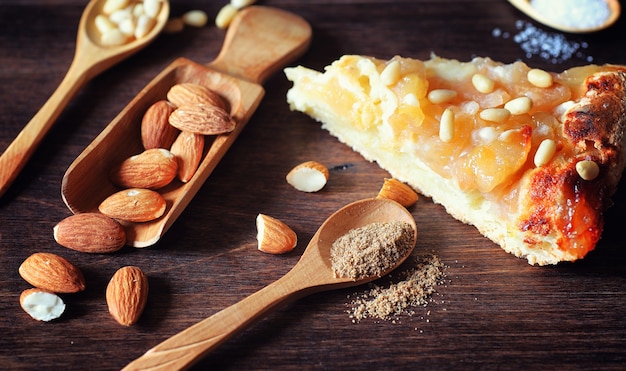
[1,0,626,370]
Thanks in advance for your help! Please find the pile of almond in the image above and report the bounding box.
[24,83,233,323]
[18,251,149,325]
[51,83,234,255]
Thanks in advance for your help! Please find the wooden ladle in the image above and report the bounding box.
[0,0,170,198]
[123,198,418,371]
[61,6,312,247]
[507,0,621,33]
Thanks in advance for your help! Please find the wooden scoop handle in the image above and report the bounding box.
[209,6,312,84]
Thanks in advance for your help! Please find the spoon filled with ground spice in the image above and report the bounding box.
[124,198,417,370]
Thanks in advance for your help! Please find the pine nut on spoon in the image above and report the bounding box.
[61,6,312,247]
[123,198,417,370]
[0,0,170,198]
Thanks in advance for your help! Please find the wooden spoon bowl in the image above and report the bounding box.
[61,6,312,247]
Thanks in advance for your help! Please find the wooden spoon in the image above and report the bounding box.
[123,198,417,371]
[61,6,312,247]
[507,0,620,33]
[0,0,170,198]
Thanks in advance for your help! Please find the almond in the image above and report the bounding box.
[376,178,419,207]
[53,213,126,253]
[256,214,298,254]
[166,83,228,111]
[20,288,66,322]
[98,188,167,222]
[19,252,86,293]
[170,131,204,183]
[106,266,149,326]
[168,103,236,135]
[141,100,179,150]
[286,161,329,192]
[109,148,178,190]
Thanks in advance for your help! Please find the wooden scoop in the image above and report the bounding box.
[0,0,170,198]
[61,6,312,247]
[123,198,417,370]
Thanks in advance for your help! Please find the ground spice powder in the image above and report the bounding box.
[330,221,414,280]
[346,254,445,322]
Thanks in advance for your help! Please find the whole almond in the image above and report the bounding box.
[106,266,149,326]
[141,100,179,150]
[256,214,298,254]
[170,131,204,183]
[109,148,178,190]
[168,103,236,135]
[98,188,167,222]
[167,83,228,111]
[53,213,126,253]
[19,252,86,293]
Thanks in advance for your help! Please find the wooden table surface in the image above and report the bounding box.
[2,0,626,369]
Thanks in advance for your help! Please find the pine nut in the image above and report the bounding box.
[109,7,132,24]
[427,89,457,104]
[143,0,161,18]
[95,14,117,34]
[231,0,256,9]
[103,0,130,15]
[100,28,128,46]
[118,17,136,36]
[215,5,238,29]
[527,68,553,88]
[439,109,455,143]
[134,14,155,38]
[184,9,209,27]
[479,108,510,123]
[576,160,600,180]
[381,60,402,86]
[504,96,533,115]
[472,73,495,94]
[403,93,419,106]
[533,139,557,167]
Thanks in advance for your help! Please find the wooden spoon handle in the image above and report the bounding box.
[123,273,301,370]
[0,61,89,197]
[209,6,312,84]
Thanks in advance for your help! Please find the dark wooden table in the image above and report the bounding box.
[2,0,626,369]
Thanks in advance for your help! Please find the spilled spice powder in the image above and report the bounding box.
[330,221,414,280]
[346,254,445,322]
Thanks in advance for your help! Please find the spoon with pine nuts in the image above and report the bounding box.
[123,198,417,370]
[0,0,169,197]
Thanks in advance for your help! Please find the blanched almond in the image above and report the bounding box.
[109,148,178,190]
[20,288,66,322]
[18,252,86,293]
[256,214,298,254]
[99,188,167,222]
[141,100,179,150]
[286,161,329,192]
[53,213,126,253]
[168,103,236,135]
[376,178,419,207]
[170,131,204,183]
[106,266,149,326]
